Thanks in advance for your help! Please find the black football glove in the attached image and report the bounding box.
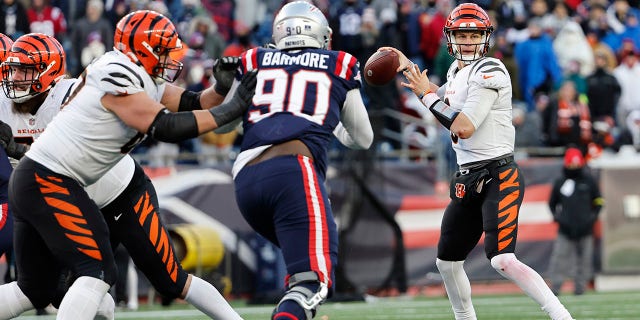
[0,120,27,159]
[209,70,257,126]
[0,120,12,149]
[213,56,240,96]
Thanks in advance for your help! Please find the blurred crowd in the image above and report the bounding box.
[3,0,640,166]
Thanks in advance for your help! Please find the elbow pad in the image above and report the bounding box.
[427,99,459,130]
[178,90,202,112]
[148,109,199,143]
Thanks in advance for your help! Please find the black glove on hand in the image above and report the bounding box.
[209,70,257,126]
[0,120,27,159]
[213,56,240,96]
[0,120,12,149]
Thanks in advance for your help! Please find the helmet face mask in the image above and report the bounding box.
[444,3,494,64]
[272,1,332,50]
[447,30,489,63]
[1,33,66,103]
[2,64,42,102]
[114,10,184,83]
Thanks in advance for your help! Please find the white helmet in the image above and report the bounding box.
[272,1,332,50]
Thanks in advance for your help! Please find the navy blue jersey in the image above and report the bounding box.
[0,148,10,204]
[237,47,362,178]
[0,147,12,256]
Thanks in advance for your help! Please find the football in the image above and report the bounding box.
[363,50,399,86]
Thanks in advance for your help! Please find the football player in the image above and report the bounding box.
[0,33,14,263]
[388,3,574,320]
[0,11,255,319]
[221,2,373,319]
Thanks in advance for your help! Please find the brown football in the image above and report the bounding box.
[363,50,399,86]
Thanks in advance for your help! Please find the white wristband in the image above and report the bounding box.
[421,92,439,108]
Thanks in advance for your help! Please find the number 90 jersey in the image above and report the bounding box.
[237,47,362,177]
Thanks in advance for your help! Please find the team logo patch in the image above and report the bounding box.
[455,183,466,199]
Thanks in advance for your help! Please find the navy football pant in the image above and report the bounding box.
[235,155,338,292]
[0,147,12,258]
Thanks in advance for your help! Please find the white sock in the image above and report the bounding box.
[126,260,138,310]
[56,276,110,320]
[491,253,573,320]
[436,259,477,320]
[95,293,115,320]
[0,281,34,318]
[183,275,243,320]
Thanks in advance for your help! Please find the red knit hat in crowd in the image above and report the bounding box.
[564,147,585,168]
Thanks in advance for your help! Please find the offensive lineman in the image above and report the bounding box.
[0,32,245,319]
[0,11,255,320]
[386,3,574,320]
[222,2,373,319]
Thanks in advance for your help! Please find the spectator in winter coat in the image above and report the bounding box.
[547,147,604,296]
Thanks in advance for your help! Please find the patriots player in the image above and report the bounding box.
[388,3,574,320]
[0,33,14,266]
[221,2,373,319]
[0,11,255,320]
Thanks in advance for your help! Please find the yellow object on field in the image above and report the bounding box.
[169,224,225,271]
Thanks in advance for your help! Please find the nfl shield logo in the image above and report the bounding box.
[29,117,35,126]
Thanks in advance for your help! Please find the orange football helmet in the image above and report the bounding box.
[443,3,494,64]
[2,33,66,103]
[0,33,13,63]
[114,10,183,82]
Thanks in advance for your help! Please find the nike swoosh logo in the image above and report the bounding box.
[114,213,123,221]
[482,75,494,79]
[486,178,493,184]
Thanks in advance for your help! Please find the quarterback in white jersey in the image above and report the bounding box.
[0,12,255,320]
[387,3,574,320]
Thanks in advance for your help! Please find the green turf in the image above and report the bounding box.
[16,290,640,319]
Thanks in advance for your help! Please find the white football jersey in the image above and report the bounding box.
[0,79,77,144]
[26,50,164,186]
[0,78,135,208]
[443,57,515,165]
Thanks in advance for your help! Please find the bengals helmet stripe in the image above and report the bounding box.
[114,10,183,83]
[0,33,13,63]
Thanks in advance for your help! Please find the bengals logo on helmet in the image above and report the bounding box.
[1,33,66,103]
[114,10,183,82]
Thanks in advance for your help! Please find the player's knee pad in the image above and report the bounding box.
[272,271,328,320]
[490,253,517,272]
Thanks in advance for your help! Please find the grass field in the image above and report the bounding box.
[15,290,640,319]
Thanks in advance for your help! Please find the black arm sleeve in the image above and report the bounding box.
[148,109,199,143]
[428,100,459,130]
[178,90,202,112]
